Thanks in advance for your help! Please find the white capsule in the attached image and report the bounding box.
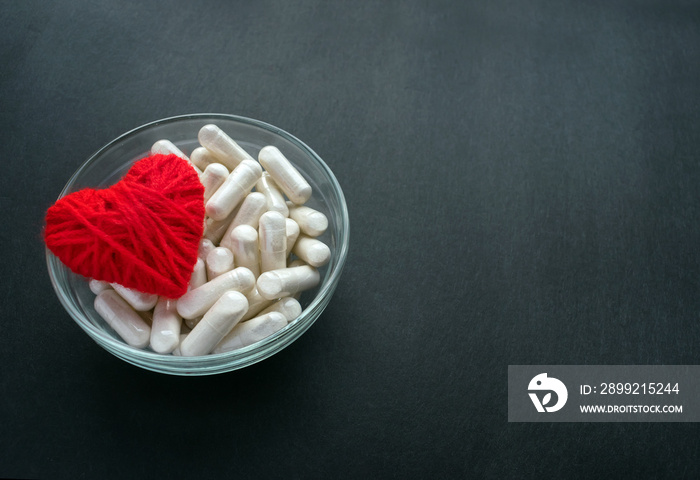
[89,279,111,295]
[241,286,275,321]
[176,267,255,319]
[198,124,254,171]
[150,297,182,354]
[190,146,219,170]
[198,238,216,261]
[226,225,260,278]
[258,146,312,205]
[206,246,234,280]
[220,192,267,250]
[183,258,207,328]
[256,265,320,300]
[292,235,331,267]
[206,160,263,221]
[189,258,208,290]
[151,139,188,160]
[200,162,229,201]
[202,207,239,245]
[259,211,287,273]
[180,291,248,356]
[94,290,151,348]
[285,218,300,257]
[151,139,201,174]
[258,297,302,322]
[287,202,328,237]
[213,311,287,353]
[256,172,289,216]
[110,283,158,311]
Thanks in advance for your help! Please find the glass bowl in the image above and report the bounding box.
[46,114,350,375]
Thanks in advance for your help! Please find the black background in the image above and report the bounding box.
[2,1,700,478]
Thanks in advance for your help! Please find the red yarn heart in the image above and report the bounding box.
[45,154,205,298]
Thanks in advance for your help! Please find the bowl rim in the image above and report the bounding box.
[46,113,350,374]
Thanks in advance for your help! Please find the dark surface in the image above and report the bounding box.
[2,0,700,478]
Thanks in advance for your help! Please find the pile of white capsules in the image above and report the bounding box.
[90,124,330,356]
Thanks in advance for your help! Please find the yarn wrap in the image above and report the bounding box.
[45,154,205,298]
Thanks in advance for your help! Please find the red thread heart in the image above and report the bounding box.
[45,154,205,298]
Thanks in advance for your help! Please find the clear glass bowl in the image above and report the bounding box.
[46,114,350,375]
